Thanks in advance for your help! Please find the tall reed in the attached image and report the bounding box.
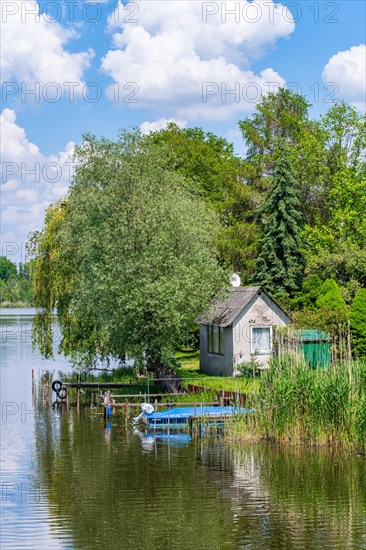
[228,355,366,448]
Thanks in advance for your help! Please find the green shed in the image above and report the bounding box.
[299,330,331,368]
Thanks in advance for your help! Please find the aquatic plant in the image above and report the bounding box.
[227,355,366,448]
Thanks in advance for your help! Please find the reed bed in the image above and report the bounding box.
[227,355,366,448]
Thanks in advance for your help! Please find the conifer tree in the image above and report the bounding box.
[316,278,346,310]
[350,288,366,358]
[254,140,304,297]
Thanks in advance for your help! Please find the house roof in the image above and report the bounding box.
[195,286,263,327]
[195,286,292,328]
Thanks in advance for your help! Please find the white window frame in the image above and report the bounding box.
[251,325,272,355]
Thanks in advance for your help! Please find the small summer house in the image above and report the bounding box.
[195,286,292,376]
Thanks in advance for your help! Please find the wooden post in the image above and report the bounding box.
[66,386,69,410]
[90,392,94,408]
[103,391,110,423]
[77,387,80,410]
[348,320,352,395]
[339,324,343,363]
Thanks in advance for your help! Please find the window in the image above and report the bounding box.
[207,325,224,354]
[251,326,271,354]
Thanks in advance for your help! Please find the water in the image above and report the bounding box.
[1,310,365,549]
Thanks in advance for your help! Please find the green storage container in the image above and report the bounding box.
[299,330,331,369]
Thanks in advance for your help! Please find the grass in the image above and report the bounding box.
[58,351,257,404]
[57,367,162,398]
[175,350,258,394]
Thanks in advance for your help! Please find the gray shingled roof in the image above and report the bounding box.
[195,286,262,327]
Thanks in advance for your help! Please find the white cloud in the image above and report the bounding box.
[1,0,94,99]
[1,109,75,259]
[101,0,292,120]
[140,118,187,134]
[322,44,366,111]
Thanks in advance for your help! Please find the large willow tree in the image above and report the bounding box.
[30,132,225,371]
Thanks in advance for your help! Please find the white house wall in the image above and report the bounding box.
[232,293,289,368]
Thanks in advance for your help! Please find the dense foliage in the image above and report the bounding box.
[0,257,33,305]
[350,289,366,358]
[27,89,365,365]
[146,124,261,281]
[30,132,225,369]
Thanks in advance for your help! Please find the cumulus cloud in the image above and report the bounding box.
[1,109,75,260]
[323,44,366,111]
[101,0,292,120]
[1,0,94,100]
[140,118,187,134]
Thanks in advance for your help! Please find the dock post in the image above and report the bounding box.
[103,391,110,423]
[66,386,69,410]
[77,387,80,410]
[90,392,94,408]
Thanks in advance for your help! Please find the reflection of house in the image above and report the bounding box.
[195,286,291,376]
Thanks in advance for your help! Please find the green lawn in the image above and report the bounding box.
[175,350,257,394]
[59,353,258,397]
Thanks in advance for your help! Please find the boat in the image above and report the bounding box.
[133,403,253,429]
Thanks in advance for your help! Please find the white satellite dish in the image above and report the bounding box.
[230,273,241,287]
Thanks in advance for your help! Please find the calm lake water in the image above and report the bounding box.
[1,310,365,549]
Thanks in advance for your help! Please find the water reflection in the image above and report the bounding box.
[31,401,366,550]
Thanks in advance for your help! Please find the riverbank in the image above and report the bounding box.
[0,301,33,308]
[53,350,365,449]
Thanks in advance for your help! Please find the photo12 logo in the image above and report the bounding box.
[1,1,139,24]
[202,81,340,104]
[201,2,340,24]
[2,81,140,105]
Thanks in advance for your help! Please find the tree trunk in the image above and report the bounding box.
[149,361,183,393]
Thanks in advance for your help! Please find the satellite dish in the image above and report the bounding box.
[230,273,241,287]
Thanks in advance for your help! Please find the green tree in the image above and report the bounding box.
[303,104,366,287]
[316,278,347,310]
[294,279,349,334]
[147,124,261,280]
[290,274,323,311]
[254,140,304,297]
[31,131,225,370]
[0,256,17,280]
[239,88,310,189]
[350,289,366,358]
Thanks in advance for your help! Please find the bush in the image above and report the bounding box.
[237,355,262,378]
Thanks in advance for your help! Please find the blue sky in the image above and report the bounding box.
[1,0,365,261]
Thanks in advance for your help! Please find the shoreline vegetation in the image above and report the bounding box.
[227,357,366,450]
[0,301,33,308]
[57,349,365,450]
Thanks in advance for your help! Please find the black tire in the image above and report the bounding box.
[56,386,67,400]
[52,380,62,392]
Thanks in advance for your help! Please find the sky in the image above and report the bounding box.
[1,0,365,263]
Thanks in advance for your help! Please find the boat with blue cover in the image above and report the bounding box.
[133,403,253,429]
